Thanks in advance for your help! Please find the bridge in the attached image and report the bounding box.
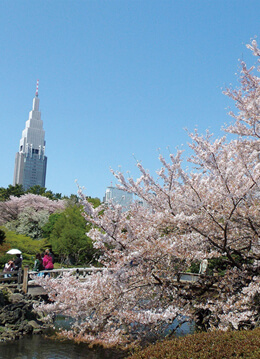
[26,266,107,296]
[1,266,202,296]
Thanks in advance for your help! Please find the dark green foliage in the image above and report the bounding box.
[207,256,230,275]
[128,328,260,359]
[25,185,47,196]
[0,229,5,245]
[26,185,62,200]
[207,255,253,276]
[0,184,24,201]
[188,260,200,273]
[0,184,64,202]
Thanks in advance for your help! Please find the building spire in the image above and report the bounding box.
[13,80,47,190]
[35,79,39,97]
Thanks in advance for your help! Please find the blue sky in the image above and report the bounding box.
[0,0,259,200]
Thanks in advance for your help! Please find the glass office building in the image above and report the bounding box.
[104,186,133,211]
[13,82,47,190]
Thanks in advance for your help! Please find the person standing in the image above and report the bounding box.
[43,249,54,271]
[14,254,22,270]
[3,260,14,277]
[48,248,55,265]
[33,253,44,272]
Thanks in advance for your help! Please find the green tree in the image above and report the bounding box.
[5,208,50,239]
[42,212,63,239]
[0,184,64,202]
[63,195,101,207]
[0,184,24,201]
[0,228,6,245]
[49,205,95,265]
[62,194,80,206]
[26,185,63,200]
[44,190,62,200]
[26,185,47,196]
[0,227,46,268]
[85,196,101,208]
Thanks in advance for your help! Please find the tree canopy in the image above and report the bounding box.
[0,229,5,246]
[0,184,64,202]
[0,193,65,226]
[48,205,96,265]
[0,184,24,201]
[0,191,100,267]
[0,227,46,268]
[35,40,260,346]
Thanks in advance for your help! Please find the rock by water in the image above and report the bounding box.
[0,286,51,342]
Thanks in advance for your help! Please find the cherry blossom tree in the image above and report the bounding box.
[0,193,65,225]
[5,207,50,239]
[35,40,260,346]
[0,194,65,240]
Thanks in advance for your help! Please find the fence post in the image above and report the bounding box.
[17,268,22,288]
[22,265,29,294]
[76,268,79,279]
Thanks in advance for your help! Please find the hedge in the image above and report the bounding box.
[127,328,260,359]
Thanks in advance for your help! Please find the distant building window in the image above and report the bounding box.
[104,186,133,211]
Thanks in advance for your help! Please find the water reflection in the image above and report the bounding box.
[164,318,195,337]
[0,317,194,358]
[0,335,126,359]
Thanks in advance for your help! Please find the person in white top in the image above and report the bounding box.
[3,260,14,277]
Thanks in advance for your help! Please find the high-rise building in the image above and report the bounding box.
[104,186,133,211]
[13,81,47,190]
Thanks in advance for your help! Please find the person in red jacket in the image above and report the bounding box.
[43,249,54,270]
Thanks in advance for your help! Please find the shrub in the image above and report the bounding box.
[127,328,260,359]
[0,227,46,269]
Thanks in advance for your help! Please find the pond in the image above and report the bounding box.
[0,316,194,359]
[0,335,127,359]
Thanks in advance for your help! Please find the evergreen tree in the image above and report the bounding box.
[49,205,95,265]
[0,184,24,201]
[0,228,5,245]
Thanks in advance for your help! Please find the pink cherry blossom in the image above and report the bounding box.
[35,40,260,346]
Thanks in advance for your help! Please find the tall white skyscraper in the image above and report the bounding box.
[13,81,47,190]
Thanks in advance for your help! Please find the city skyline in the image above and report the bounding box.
[0,1,260,200]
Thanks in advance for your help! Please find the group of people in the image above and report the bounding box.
[33,249,54,273]
[3,254,22,277]
[3,250,54,278]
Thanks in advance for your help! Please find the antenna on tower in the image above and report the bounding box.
[35,79,39,97]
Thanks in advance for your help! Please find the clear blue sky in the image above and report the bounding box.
[0,1,259,200]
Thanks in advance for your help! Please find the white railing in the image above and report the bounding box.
[22,266,202,294]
